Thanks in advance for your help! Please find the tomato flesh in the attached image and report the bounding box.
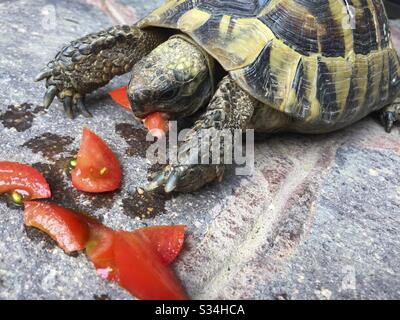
[143,112,169,137]
[85,223,117,281]
[0,162,51,201]
[86,225,185,282]
[24,201,89,253]
[23,201,188,299]
[114,231,188,300]
[71,128,122,193]
[137,225,185,265]
[109,86,131,110]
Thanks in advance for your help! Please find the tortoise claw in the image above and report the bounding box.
[380,111,396,133]
[63,96,74,119]
[76,98,92,118]
[144,163,222,193]
[35,68,52,82]
[43,86,58,108]
[43,88,92,119]
[145,170,168,191]
[164,172,179,193]
[385,121,394,133]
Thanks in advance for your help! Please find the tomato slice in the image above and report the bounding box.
[85,225,185,281]
[24,201,89,253]
[114,231,188,300]
[109,86,131,110]
[0,162,51,201]
[71,128,122,193]
[23,200,188,299]
[85,222,117,281]
[143,112,169,138]
[136,225,185,265]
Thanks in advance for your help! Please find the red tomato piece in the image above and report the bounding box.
[22,199,188,299]
[0,162,51,201]
[24,201,89,253]
[71,128,122,193]
[113,231,188,300]
[109,86,131,110]
[143,112,169,137]
[136,225,185,265]
[86,225,185,282]
[85,222,117,281]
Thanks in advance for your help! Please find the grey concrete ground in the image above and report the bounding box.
[0,0,399,300]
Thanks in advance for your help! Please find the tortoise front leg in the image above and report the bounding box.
[379,97,400,133]
[146,75,256,193]
[35,25,165,118]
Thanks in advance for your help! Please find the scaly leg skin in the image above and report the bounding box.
[35,25,166,118]
[379,98,400,133]
[146,75,257,193]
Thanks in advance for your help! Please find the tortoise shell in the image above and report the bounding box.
[139,0,400,128]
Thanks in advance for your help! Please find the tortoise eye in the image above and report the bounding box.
[160,87,179,101]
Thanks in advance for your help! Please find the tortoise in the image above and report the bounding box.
[36,0,400,193]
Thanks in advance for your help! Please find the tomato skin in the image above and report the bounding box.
[85,222,118,281]
[114,231,188,300]
[85,225,186,287]
[24,201,89,253]
[109,86,131,110]
[0,162,51,200]
[23,200,188,300]
[137,225,185,265]
[71,128,122,193]
[143,112,169,137]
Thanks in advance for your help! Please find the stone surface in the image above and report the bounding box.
[0,0,399,300]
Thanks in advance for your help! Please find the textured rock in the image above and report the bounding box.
[0,0,399,300]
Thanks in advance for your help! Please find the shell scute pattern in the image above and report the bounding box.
[196,0,271,17]
[140,0,400,129]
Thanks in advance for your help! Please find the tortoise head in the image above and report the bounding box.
[128,36,213,120]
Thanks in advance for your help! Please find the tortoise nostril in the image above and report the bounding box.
[128,91,148,112]
[128,95,142,112]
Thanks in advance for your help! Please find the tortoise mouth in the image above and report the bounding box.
[132,103,196,120]
[134,110,171,121]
